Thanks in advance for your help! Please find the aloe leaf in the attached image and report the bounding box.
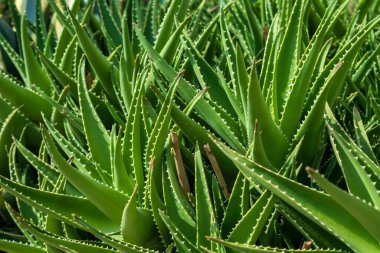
[54,24,75,63]
[230,191,275,246]
[208,237,345,253]
[170,130,192,195]
[231,11,255,60]
[160,16,191,64]
[210,176,225,225]
[78,59,111,174]
[97,0,122,49]
[357,0,377,21]
[246,62,288,167]
[212,138,380,252]
[183,34,245,136]
[165,148,195,220]
[236,45,249,122]
[370,98,380,123]
[148,155,171,246]
[260,13,278,85]
[307,167,380,242]
[219,8,239,99]
[57,1,90,66]
[46,0,75,35]
[146,0,159,38]
[0,109,27,176]
[58,36,77,77]
[0,174,119,234]
[9,209,118,253]
[352,43,380,84]
[37,93,83,133]
[119,56,132,112]
[0,69,52,122]
[215,69,245,131]
[122,77,145,198]
[41,126,128,223]
[311,38,332,81]
[66,9,117,101]
[162,153,196,243]
[37,50,79,99]
[20,15,52,94]
[185,3,233,61]
[0,239,45,253]
[0,230,27,243]
[144,73,180,170]
[155,0,187,52]
[0,95,14,124]
[262,26,283,101]
[4,204,36,245]
[0,31,25,81]
[293,62,343,163]
[183,88,208,116]
[45,29,57,59]
[186,0,205,39]
[273,0,306,118]
[121,15,134,81]
[134,26,245,153]
[13,138,78,195]
[352,107,378,163]
[141,0,157,43]
[306,16,380,109]
[111,128,134,195]
[34,0,47,51]
[5,0,21,47]
[7,142,39,224]
[50,85,70,133]
[159,210,201,253]
[251,123,275,170]
[194,144,218,249]
[325,106,380,207]
[181,33,236,119]
[121,187,160,248]
[278,202,350,250]
[153,85,238,184]
[43,180,67,239]
[0,1,379,252]
[279,0,345,139]
[43,117,103,181]
[221,173,248,238]
[75,216,159,253]
[241,0,263,51]
[204,143,231,201]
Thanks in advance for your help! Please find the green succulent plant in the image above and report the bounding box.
[0,0,379,252]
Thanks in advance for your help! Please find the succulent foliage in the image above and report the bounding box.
[0,0,380,252]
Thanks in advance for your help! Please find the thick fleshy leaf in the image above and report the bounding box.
[75,215,159,253]
[0,174,119,233]
[212,137,380,252]
[20,15,52,94]
[0,239,45,253]
[78,59,111,174]
[10,208,117,253]
[121,187,160,248]
[325,106,380,207]
[195,144,218,249]
[66,9,117,100]
[307,168,380,242]
[0,70,52,122]
[41,126,128,223]
[134,26,245,153]
[208,237,345,253]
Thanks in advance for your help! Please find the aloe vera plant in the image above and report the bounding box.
[0,0,379,252]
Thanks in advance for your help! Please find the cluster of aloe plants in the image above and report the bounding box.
[0,0,379,252]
